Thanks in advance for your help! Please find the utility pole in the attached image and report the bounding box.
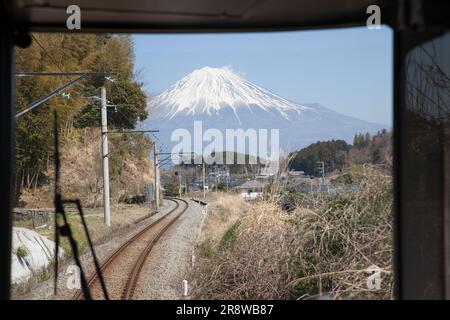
[226,166,229,192]
[317,161,329,194]
[101,87,111,227]
[317,161,325,180]
[153,143,160,210]
[202,161,206,199]
[215,164,218,193]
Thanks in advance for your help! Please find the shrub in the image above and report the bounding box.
[191,201,295,299]
[164,183,180,197]
[16,246,29,259]
[289,165,393,299]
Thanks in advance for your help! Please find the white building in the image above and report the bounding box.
[236,179,266,200]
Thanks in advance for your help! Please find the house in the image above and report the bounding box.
[236,179,266,200]
[288,170,305,177]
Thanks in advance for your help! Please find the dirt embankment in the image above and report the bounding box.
[20,128,153,208]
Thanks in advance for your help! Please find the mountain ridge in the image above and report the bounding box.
[151,66,305,122]
[144,66,387,156]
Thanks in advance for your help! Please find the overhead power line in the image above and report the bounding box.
[14,72,117,118]
[15,74,88,118]
[30,34,65,73]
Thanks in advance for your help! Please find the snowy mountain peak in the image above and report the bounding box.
[150,66,306,119]
[145,66,387,155]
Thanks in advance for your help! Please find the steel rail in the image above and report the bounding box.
[73,198,185,300]
[121,198,189,299]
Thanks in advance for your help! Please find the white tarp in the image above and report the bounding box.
[11,227,64,284]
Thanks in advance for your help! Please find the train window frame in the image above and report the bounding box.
[1,0,450,300]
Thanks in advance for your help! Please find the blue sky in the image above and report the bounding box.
[134,26,393,126]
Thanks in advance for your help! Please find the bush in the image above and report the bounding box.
[218,220,241,252]
[164,183,180,197]
[16,246,29,259]
[290,165,393,299]
[191,201,295,299]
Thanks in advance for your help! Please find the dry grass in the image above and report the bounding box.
[20,128,153,208]
[191,199,296,299]
[195,193,247,258]
[288,165,393,299]
[190,165,393,300]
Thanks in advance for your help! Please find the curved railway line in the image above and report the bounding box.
[73,197,189,300]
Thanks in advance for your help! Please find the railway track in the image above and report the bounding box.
[73,197,189,300]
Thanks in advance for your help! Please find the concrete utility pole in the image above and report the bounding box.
[214,165,218,193]
[317,161,325,179]
[317,161,329,194]
[153,143,160,210]
[101,87,111,226]
[226,166,229,192]
[202,161,206,199]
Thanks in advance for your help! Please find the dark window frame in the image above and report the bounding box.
[1,1,450,300]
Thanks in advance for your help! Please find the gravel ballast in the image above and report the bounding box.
[132,199,206,299]
[13,200,178,300]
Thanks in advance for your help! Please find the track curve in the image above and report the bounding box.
[73,198,188,300]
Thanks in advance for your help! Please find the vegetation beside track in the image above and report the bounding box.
[190,165,393,299]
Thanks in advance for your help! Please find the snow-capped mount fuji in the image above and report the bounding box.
[145,66,386,155]
[151,66,305,122]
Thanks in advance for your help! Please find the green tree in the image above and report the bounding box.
[14,33,148,201]
[74,78,147,128]
[289,140,349,176]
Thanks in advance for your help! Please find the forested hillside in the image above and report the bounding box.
[15,34,151,207]
[289,130,392,175]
